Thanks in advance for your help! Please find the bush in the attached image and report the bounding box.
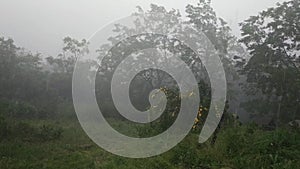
[213,124,300,168]
[7,122,63,142]
[0,100,56,119]
[0,115,9,140]
[38,124,63,141]
[6,101,38,119]
[12,122,38,142]
[171,140,199,169]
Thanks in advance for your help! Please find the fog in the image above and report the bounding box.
[0,0,299,166]
[0,0,285,56]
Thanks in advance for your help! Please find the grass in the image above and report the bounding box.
[0,117,299,169]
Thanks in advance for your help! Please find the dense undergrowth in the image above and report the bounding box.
[0,111,299,169]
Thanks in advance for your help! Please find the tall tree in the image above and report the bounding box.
[240,0,300,125]
[186,0,246,108]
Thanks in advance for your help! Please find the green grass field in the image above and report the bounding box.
[0,116,299,169]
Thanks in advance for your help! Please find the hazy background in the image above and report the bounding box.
[0,0,285,56]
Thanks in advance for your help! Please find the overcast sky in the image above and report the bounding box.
[0,0,286,56]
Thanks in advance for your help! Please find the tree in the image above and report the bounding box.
[186,0,247,111]
[95,4,193,120]
[93,2,245,131]
[186,0,232,54]
[0,36,59,118]
[47,37,89,74]
[45,37,89,101]
[240,0,300,125]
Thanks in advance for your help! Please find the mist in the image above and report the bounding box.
[0,0,285,56]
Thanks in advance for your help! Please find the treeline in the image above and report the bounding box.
[0,0,299,126]
[0,35,90,120]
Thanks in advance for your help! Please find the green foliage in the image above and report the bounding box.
[213,125,300,169]
[0,119,63,143]
[0,99,57,119]
[0,114,9,140]
[38,124,63,142]
[240,0,300,123]
[171,140,199,168]
[0,118,299,169]
[186,0,233,54]
[0,1,299,169]
[0,35,89,120]
[12,122,37,141]
[8,102,38,119]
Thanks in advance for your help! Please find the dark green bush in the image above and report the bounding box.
[0,101,38,119]
[171,140,199,169]
[0,115,9,140]
[12,122,38,142]
[4,121,63,142]
[37,124,63,141]
[0,100,57,119]
[10,102,38,118]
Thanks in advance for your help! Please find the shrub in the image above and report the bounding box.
[10,122,63,142]
[38,124,63,141]
[7,101,38,119]
[13,122,37,141]
[0,115,9,140]
[171,141,199,169]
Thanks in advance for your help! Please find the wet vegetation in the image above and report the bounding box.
[0,0,299,168]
